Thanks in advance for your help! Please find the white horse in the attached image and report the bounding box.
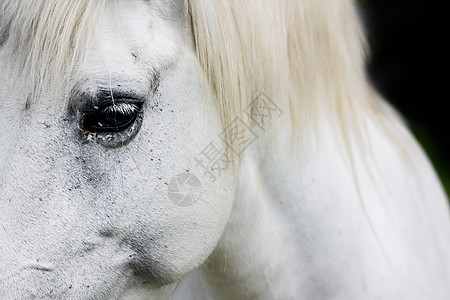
[1,0,449,299]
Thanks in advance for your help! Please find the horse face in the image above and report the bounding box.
[0,0,233,297]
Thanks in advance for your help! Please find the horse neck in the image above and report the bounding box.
[198,119,364,299]
[196,109,450,299]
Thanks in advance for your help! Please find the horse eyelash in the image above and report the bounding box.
[100,102,140,116]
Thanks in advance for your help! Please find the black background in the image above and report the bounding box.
[359,0,449,195]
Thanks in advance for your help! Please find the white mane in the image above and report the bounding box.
[189,0,372,139]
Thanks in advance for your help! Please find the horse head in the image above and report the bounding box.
[0,1,234,298]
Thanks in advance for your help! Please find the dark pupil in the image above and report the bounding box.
[83,102,140,132]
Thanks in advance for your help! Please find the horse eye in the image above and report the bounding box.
[82,101,142,133]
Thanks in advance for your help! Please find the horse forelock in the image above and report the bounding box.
[0,0,107,100]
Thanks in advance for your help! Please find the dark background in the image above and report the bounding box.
[358,0,449,196]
